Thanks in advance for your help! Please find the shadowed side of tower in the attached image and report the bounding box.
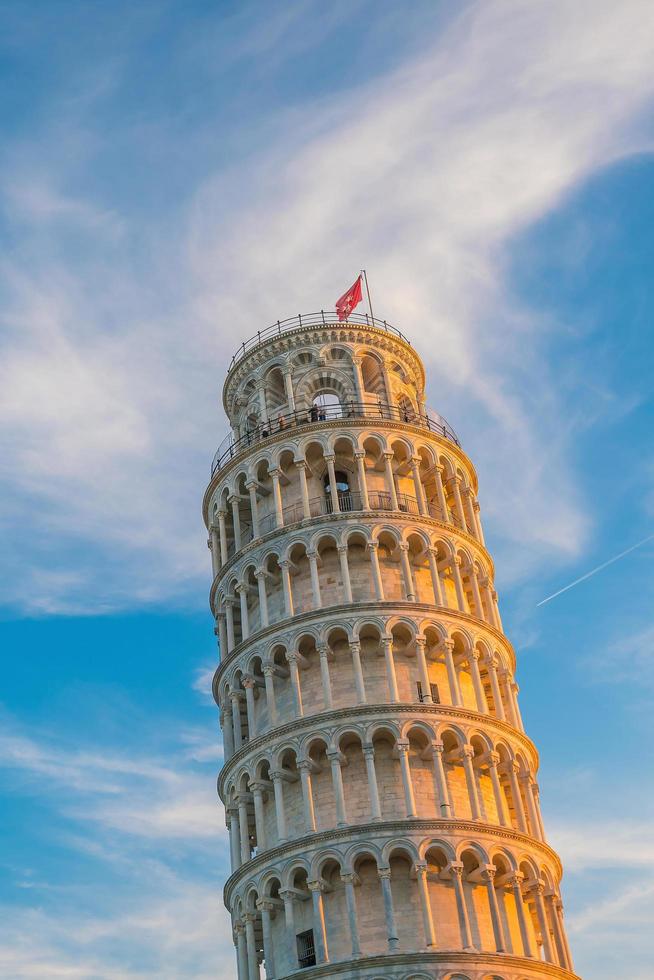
[203,313,579,980]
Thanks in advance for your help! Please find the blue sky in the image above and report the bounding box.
[1,1,653,977]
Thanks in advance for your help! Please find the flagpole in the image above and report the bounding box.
[361,268,375,325]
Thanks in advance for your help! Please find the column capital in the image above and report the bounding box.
[367,539,379,552]
[326,748,344,764]
[431,739,445,754]
[324,452,336,462]
[398,541,410,552]
[395,738,410,754]
[235,582,248,594]
[337,543,348,555]
[362,743,375,759]
[354,449,366,459]
[448,861,464,879]
[443,639,455,652]
[377,866,392,880]
[306,549,318,560]
[410,455,422,467]
[307,879,323,893]
[241,675,256,690]
[481,865,497,883]
[279,558,290,569]
[256,898,277,913]
[293,457,308,470]
[317,642,330,657]
[298,759,314,773]
[340,871,360,886]
[228,690,242,703]
[262,662,275,677]
[245,479,258,491]
[461,744,475,760]
[382,450,394,460]
[414,633,426,647]
[286,651,300,665]
[488,751,500,767]
[349,640,361,654]
[508,871,525,889]
[453,555,462,566]
[254,567,268,579]
[413,862,428,878]
[470,648,481,662]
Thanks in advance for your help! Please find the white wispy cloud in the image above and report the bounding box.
[1,1,653,614]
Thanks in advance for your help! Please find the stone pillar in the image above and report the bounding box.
[521,774,544,841]
[399,542,417,601]
[298,760,317,833]
[242,676,256,737]
[270,770,287,842]
[469,565,485,620]
[481,577,498,628]
[349,641,367,704]
[230,495,242,552]
[415,863,437,948]
[283,367,295,411]
[504,762,527,833]
[222,704,235,759]
[443,641,462,706]
[451,477,466,529]
[463,486,477,537]
[237,794,251,864]
[469,650,487,713]
[351,354,364,402]
[488,656,506,721]
[431,741,452,817]
[246,481,260,539]
[251,781,266,852]
[257,899,276,979]
[280,560,294,616]
[317,643,333,710]
[488,752,509,826]
[461,745,481,820]
[415,635,432,702]
[217,613,228,661]
[279,890,296,945]
[230,692,243,750]
[427,547,444,605]
[228,806,241,870]
[255,569,269,628]
[262,664,277,727]
[450,863,475,950]
[209,526,219,577]
[295,460,311,519]
[473,498,485,544]
[237,583,249,641]
[341,873,362,958]
[354,451,369,508]
[451,556,466,611]
[410,457,427,515]
[396,739,417,817]
[235,922,248,980]
[554,897,574,971]
[225,598,236,652]
[383,451,399,509]
[531,882,554,962]
[509,873,533,958]
[286,652,303,717]
[368,541,385,600]
[482,866,506,952]
[434,464,449,522]
[325,454,340,513]
[307,551,322,608]
[362,743,382,821]
[270,469,284,527]
[378,635,399,703]
[308,881,329,963]
[338,545,353,602]
[218,510,228,566]
[244,912,259,980]
[328,750,347,826]
[378,867,399,950]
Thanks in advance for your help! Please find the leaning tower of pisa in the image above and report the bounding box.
[204,312,578,980]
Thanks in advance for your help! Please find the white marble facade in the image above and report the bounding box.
[203,315,577,980]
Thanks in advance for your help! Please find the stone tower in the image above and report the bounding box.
[204,313,577,980]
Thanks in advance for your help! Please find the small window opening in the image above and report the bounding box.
[416,681,440,704]
[297,929,316,968]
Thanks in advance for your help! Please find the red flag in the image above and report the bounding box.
[335,275,363,321]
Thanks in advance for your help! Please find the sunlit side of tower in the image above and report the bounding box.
[203,312,578,980]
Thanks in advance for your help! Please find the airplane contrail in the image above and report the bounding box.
[537,532,654,607]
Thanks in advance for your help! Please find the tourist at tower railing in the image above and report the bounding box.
[203,282,578,980]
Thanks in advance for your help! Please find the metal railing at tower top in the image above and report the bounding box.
[210,400,461,476]
[227,312,411,372]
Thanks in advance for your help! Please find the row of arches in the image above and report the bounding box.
[218,619,521,756]
[208,430,482,573]
[230,838,572,979]
[225,338,423,447]
[223,719,544,872]
[214,524,500,658]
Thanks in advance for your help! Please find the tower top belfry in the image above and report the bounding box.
[204,311,578,980]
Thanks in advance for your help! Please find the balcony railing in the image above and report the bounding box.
[221,490,472,562]
[211,400,460,477]
[227,311,411,373]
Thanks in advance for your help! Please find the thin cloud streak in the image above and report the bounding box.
[537,532,654,606]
